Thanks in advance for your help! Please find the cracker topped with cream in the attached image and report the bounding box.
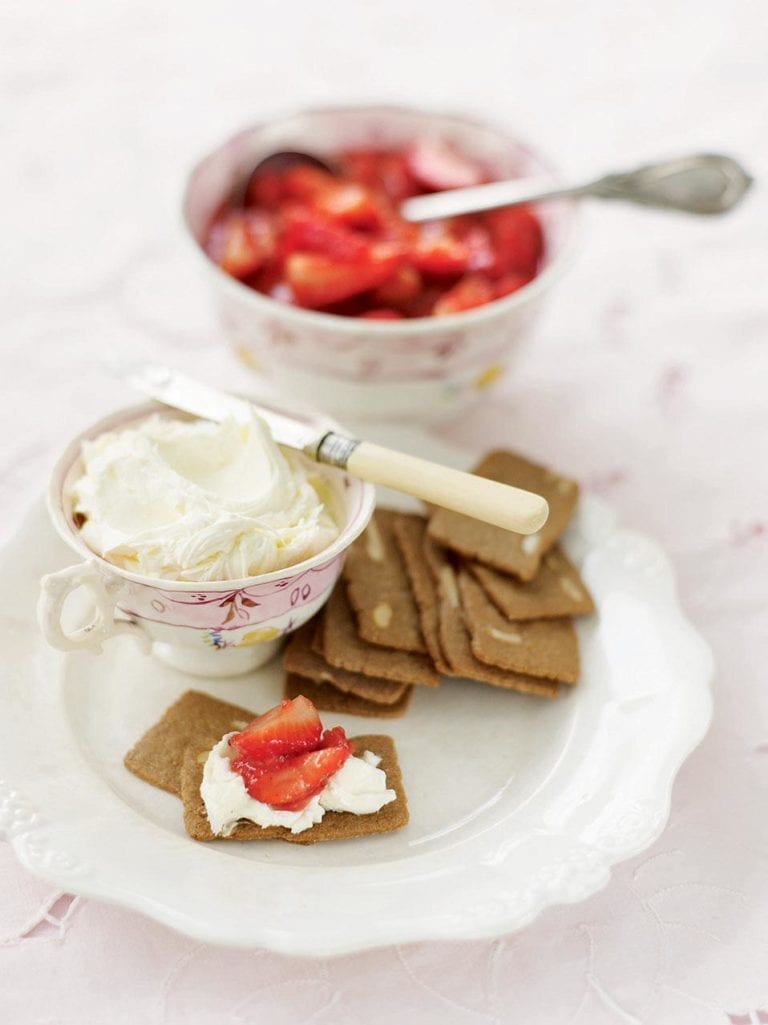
[124,691,409,845]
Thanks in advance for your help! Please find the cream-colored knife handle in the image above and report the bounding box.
[344,442,548,535]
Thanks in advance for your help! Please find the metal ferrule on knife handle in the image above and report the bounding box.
[313,432,361,469]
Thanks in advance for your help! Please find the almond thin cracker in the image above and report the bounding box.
[468,545,594,621]
[320,585,440,687]
[401,522,558,697]
[457,570,580,683]
[343,508,427,654]
[427,450,579,580]
[284,620,409,705]
[391,512,453,675]
[284,673,412,718]
[124,690,257,796]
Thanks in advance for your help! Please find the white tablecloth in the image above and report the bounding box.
[2,2,767,1022]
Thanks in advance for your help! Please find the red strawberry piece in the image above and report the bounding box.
[233,745,351,812]
[376,152,422,201]
[411,223,470,278]
[406,137,485,192]
[359,309,404,320]
[338,148,381,186]
[457,222,497,275]
[398,284,449,319]
[282,164,339,200]
[372,263,422,306]
[280,206,373,263]
[313,182,384,229]
[205,210,276,280]
[229,695,321,761]
[245,170,290,209]
[485,206,544,275]
[339,148,420,202]
[285,244,403,308]
[494,271,534,299]
[319,725,354,753]
[376,211,419,251]
[432,274,495,316]
[246,258,288,298]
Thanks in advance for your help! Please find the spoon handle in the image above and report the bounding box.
[401,153,752,221]
[401,177,583,220]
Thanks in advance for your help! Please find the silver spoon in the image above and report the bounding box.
[241,151,752,220]
[403,152,753,221]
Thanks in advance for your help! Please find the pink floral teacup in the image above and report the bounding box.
[37,402,375,678]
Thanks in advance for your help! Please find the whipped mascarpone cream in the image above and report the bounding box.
[70,412,340,581]
[201,734,397,836]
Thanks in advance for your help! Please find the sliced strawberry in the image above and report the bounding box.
[339,148,420,202]
[233,745,351,811]
[282,164,338,200]
[247,258,287,298]
[286,244,403,308]
[205,210,275,279]
[245,170,290,209]
[399,284,450,319]
[280,206,372,263]
[337,148,380,186]
[433,274,495,316]
[485,206,544,275]
[411,223,470,278]
[229,695,321,761]
[376,211,419,250]
[406,137,485,192]
[319,725,354,752]
[377,152,422,201]
[457,223,497,275]
[494,271,534,299]
[313,182,384,229]
[372,263,422,306]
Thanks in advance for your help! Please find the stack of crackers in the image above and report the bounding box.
[282,449,594,711]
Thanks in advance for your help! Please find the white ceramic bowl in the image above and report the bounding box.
[182,105,578,425]
[38,402,375,677]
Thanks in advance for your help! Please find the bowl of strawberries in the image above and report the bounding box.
[183,106,577,424]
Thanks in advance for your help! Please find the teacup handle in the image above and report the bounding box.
[37,561,150,654]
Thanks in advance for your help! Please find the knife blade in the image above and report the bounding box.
[125,364,334,457]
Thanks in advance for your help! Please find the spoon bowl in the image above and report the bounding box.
[238,150,337,206]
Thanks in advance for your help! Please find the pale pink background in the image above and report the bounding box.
[1,2,767,1023]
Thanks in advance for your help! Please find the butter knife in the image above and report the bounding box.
[126,365,549,535]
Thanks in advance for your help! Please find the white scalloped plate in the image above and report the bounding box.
[0,433,713,956]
